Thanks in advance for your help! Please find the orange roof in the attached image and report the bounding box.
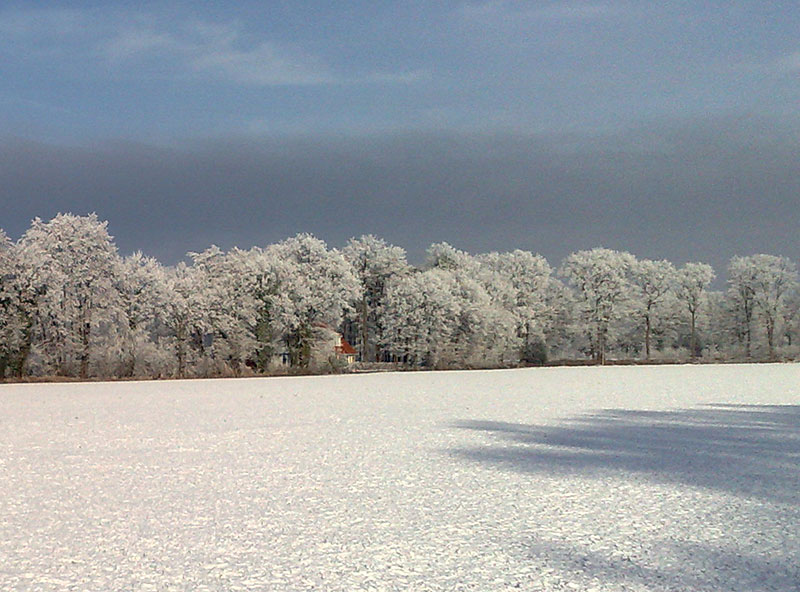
[335,337,357,355]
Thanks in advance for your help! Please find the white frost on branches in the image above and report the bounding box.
[1,214,799,378]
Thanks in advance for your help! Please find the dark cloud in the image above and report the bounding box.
[1,117,798,276]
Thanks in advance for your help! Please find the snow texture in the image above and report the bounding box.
[1,364,799,591]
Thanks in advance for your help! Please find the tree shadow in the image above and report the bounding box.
[450,405,800,589]
[513,536,800,591]
[451,404,800,503]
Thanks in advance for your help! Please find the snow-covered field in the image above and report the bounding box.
[1,365,799,591]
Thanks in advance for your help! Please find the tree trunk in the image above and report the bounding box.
[745,325,751,358]
[360,296,369,363]
[766,317,775,358]
[121,332,136,378]
[80,316,90,380]
[689,310,697,359]
[645,312,651,361]
[176,324,186,378]
[288,325,311,368]
[598,325,606,365]
[15,319,33,378]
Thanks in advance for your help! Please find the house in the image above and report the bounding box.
[269,324,357,369]
[316,323,357,365]
[334,335,357,365]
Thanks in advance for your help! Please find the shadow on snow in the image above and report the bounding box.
[450,404,800,504]
[449,405,800,589]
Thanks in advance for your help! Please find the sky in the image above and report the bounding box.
[1,1,798,273]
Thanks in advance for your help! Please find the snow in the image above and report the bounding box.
[1,364,799,591]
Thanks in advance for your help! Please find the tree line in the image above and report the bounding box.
[1,213,798,380]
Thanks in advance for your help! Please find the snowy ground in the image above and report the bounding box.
[1,364,799,591]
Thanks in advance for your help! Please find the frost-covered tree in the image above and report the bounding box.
[728,254,798,358]
[383,268,459,367]
[703,290,731,357]
[343,235,410,362]
[381,247,513,369]
[541,276,574,359]
[478,250,553,363]
[188,246,266,375]
[726,257,758,357]
[424,242,478,272]
[780,286,800,351]
[559,248,636,364]
[750,255,798,357]
[17,214,122,378]
[424,243,519,366]
[160,262,207,377]
[266,234,358,368]
[0,230,27,378]
[1,235,42,378]
[243,247,296,371]
[676,262,715,358]
[631,259,677,360]
[5,210,800,378]
[114,252,170,377]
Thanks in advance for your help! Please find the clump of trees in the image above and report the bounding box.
[1,214,798,380]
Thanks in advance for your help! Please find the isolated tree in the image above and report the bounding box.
[676,262,715,358]
[631,259,676,360]
[559,248,636,364]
